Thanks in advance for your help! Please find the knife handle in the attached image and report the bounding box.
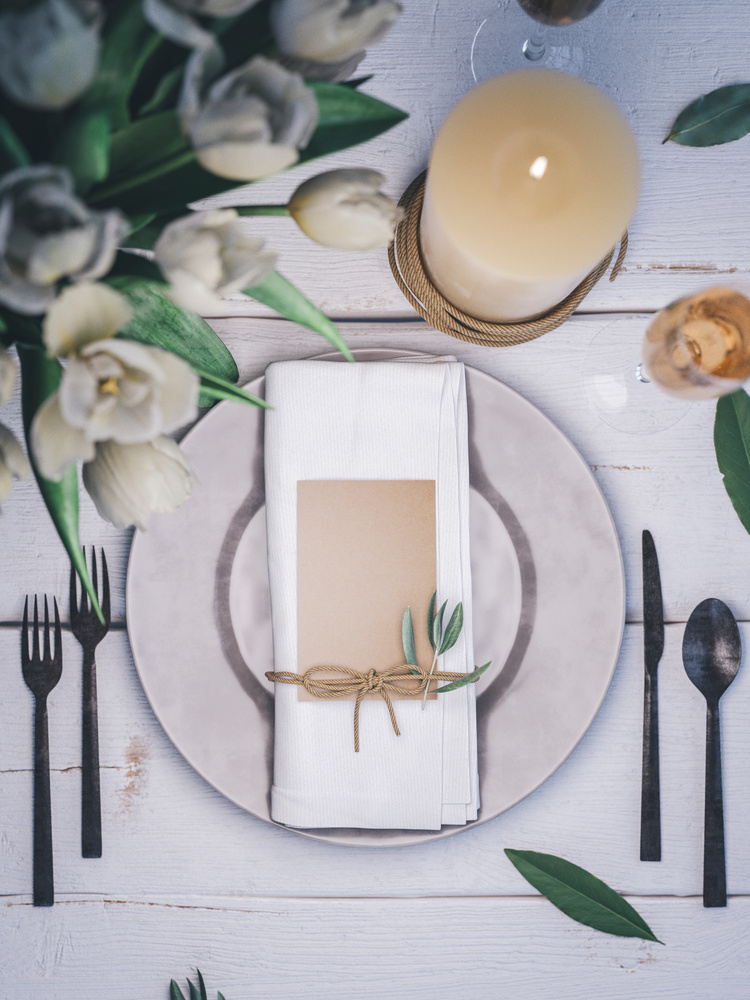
[640,669,661,862]
[703,703,726,907]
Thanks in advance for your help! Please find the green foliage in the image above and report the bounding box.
[53,110,111,194]
[504,850,663,942]
[666,84,750,146]
[0,115,30,171]
[170,970,223,1000]
[714,391,750,534]
[401,606,417,665]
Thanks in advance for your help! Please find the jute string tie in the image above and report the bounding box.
[265,663,469,752]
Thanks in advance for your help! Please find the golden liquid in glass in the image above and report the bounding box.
[642,287,750,400]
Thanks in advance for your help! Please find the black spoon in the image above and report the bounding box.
[682,598,742,907]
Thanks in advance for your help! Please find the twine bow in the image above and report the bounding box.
[265,663,469,751]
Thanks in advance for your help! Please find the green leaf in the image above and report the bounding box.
[436,661,491,693]
[137,65,184,118]
[187,981,201,1000]
[17,346,102,623]
[82,0,162,129]
[0,307,43,348]
[432,600,447,651]
[666,83,750,146]
[427,590,437,651]
[504,850,663,943]
[217,993,227,1000]
[714,391,750,534]
[245,271,353,361]
[303,83,408,163]
[197,371,270,410]
[170,982,187,1000]
[106,275,239,384]
[438,601,464,655]
[0,115,30,171]
[197,970,208,1000]
[401,607,417,666]
[53,110,110,194]
[106,110,189,186]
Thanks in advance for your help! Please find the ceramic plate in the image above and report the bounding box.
[126,349,625,847]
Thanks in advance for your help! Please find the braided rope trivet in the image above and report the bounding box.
[388,171,628,347]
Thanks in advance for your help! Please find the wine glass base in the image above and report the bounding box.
[581,319,693,435]
[470,1,599,84]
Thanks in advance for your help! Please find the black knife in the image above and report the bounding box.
[641,529,664,862]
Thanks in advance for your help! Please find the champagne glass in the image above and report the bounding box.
[582,288,750,434]
[471,0,607,84]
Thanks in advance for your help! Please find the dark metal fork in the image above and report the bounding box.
[21,596,63,907]
[70,549,110,858]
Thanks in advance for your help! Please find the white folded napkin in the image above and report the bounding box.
[264,359,478,829]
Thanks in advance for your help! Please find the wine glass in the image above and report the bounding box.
[581,288,750,435]
[471,0,607,85]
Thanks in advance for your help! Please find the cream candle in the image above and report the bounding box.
[420,69,640,323]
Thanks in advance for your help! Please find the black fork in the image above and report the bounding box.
[70,549,111,858]
[21,596,63,907]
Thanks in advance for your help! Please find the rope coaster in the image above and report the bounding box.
[388,171,628,348]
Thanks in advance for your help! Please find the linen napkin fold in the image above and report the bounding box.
[264,359,478,830]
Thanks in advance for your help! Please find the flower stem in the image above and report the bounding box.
[234,205,290,216]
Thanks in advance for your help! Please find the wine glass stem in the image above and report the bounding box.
[522,27,547,61]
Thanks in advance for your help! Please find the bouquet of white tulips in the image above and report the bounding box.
[0,0,406,615]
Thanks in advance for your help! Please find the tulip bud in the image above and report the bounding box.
[271,0,401,64]
[144,0,262,49]
[288,168,403,250]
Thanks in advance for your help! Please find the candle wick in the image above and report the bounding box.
[529,156,548,180]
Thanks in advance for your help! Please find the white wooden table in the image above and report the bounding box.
[2,1,750,996]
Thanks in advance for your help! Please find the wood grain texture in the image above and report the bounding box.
[0,622,747,900]
[1,894,748,1000]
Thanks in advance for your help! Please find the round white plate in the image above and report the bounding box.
[126,349,625,847]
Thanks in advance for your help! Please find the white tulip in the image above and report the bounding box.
[179,47,318,181]
[0,423,31,505]
[0,165,128,315]
[271,0,401,63]
[31,283,199,481]
[0,0,102,110]
[0,347,18,407]
[154,209,277,314]
[82,436,195,530]
[288,168,403,250]
[144,0,261,49]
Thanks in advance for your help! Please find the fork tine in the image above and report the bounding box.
[32,595,39,663]
[90,546,98,603]
[53,597,61,664]
[81,547,88,615]
[70,559,78,620]
[42,596,50,663]
[100,549,110,623]
[22,596,29,665]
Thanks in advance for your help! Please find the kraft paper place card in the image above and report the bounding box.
[297,480,437,701]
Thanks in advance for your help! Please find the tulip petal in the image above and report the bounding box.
[30,392,96,481]
[0,347,17,407]
[43,282,133,357]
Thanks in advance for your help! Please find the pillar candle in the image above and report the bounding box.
[419,69,640,323]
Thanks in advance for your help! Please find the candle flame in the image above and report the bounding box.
[529,156,548,180]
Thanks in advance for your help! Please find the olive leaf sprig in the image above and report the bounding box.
[401,591,490,708]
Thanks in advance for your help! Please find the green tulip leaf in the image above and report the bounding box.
[505,849,663,943]
[170,982,187,1000]
[107,275,239,385]
[714,390,750,534]
[427,590,437,651]
[0,115,30,171]
[245,271,354,361]
[137,65,184,118]
[17,346,102,623]
[436,661,491,693]
[105,110,189,190]
[303,82,408,162]
[438,601,464,654]
[401,607,417,666]
[53,110,110,194]
[197,970,208,1000]
[666,83,750,146]
[187,980,201,1000]
[197,370,270,410]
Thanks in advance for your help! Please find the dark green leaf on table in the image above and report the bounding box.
[245,271,354,361]
[714,390,750,534]
[187,979,201,1000]
[170,982,187,1000]
[401,607,417,665]
[197,970,208,1000]
[504,849,663,943]
[212,1,273,70]
[436,661,491,693]
[427,590,437,650]
[0,307,43,348]
[342,76,375,89]
[107,250,165,284]
[102,110,189,190]
[0,115,31,171]
[197,369,270,410]
[217,994,226,1000]
[439,601,464,654]
[17,346,103,623]
[302,82,408,163]
[53,110,110,194]
[107,275,239,385]
[137,65,184,118]
[665,83,750,146]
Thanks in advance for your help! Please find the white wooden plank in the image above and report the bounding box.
[187,0,750,317]
[1,317,749,623]
[0,622,748,900]
[1,894,748,1000]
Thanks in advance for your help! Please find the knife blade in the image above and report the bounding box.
[641,529,664,861]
